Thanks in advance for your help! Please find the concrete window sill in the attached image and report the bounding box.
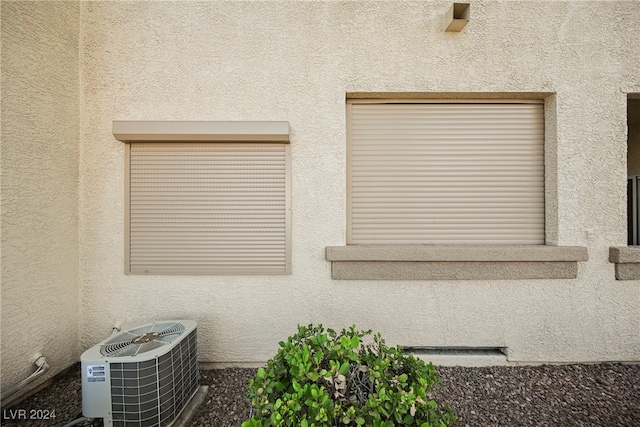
[609,247,640,280]
[325,245,588,280]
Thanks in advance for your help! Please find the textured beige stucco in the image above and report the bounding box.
[1,1,80,397]
[2,1,640,395]
[76,0,639,364]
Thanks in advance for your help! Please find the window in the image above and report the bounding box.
[627,99,640,246]
[610,96,640,280]
[327,98,588,280]
[115,121,291,275]
[347,100,545,245]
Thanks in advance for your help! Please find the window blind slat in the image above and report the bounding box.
[348,102,544,245]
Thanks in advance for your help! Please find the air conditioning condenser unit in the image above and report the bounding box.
[81,320,199,427]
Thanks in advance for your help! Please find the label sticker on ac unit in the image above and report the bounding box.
[87,365,106,382]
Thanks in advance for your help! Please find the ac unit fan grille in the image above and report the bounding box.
[109,328,198,427]
[101,322,187,357]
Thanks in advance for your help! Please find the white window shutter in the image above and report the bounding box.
[348,101,545,245]
[126,143,290,274]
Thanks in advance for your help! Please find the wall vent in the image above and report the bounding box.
[445,3,470,32]
[404,346,509,367]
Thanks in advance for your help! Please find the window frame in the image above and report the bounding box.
[325,95,588,280]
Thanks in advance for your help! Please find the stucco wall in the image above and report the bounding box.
[77,1,640,364]
[1,1,80,395]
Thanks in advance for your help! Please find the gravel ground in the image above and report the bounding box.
[2,363,638,427]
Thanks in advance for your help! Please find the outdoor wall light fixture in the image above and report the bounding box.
[445,2,470,32]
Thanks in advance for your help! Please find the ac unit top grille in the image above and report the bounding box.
[101,321,187,357]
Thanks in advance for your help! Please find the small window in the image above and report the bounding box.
[115,121,291,275]
[628,98,640,246]
[347,100,545,245]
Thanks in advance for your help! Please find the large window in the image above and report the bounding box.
[115,121,291,275]
[328,98,587,280]
[347,100,545,245]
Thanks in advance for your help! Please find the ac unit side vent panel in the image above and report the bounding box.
[109,329,198,427]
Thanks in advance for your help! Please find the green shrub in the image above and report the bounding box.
[242,324,456,427]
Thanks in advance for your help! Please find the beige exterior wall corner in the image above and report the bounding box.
[1,0,81,400]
